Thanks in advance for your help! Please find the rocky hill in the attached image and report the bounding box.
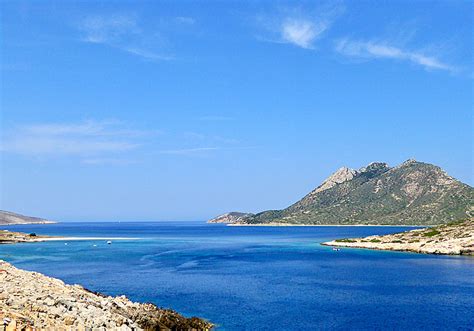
[211,160,474,225]
[208,212,254,224]
[323,218,474,255]
[0,210,55,225]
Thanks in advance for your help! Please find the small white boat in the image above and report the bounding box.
[332,247,340,251]
[107,241,112,245]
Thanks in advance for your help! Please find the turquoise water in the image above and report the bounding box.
[1,222,473,330]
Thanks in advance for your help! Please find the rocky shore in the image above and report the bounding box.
[0,260,212,330]
[322,218,474,255]
[0,230,56,244]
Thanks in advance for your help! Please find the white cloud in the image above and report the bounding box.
[79,14,139,44]
[255,4,344,49]
[335,39,455,72]
[281,19,328,49]
[0,120,148,158]
[77,14,171,61]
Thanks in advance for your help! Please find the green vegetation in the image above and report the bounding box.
[391,240,403,243]
[335,238,357,243]
[369,239,381,243]
[423,229,441,237]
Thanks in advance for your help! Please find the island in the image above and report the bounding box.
[209,160,474,226]
[322,218,474,255]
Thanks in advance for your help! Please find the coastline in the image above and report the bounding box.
[0,230,141,244]
[0,221,56,226]
[34,237,142,242]
[0,230,212,330]
[227,223,426,227]
[321,219,474,256]
[0,260,212,330]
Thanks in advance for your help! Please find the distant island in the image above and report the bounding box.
[0,210,56,225]
[209,159,474,226]
[323,218,474,255]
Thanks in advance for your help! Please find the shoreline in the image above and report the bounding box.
[33,236,142,242]
[321,219,474,256]
[227,223,427,227]
[0,221,56,226]
[0,230,142,244]
[0,260,212,330]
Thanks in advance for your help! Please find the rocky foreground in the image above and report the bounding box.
[323,218,474,255]
[0,260,212,330]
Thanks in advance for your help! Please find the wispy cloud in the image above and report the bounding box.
[77,14,171,61]
[0,120,151,159]
[255,4,344,49]
[335,39,456,72]
[280,19,329,49]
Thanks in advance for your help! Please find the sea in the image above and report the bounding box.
[0,222,473,330]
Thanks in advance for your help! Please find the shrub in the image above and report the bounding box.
[335,238,357,243]
[423,229,440,237]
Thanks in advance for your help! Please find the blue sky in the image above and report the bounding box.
[1,1,472,221]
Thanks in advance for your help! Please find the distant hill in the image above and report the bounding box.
[208,212,254,224]
[0,210,55,225]
[209,160,474,226]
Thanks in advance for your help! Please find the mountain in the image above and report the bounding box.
[209,160,474,226]
[0,210,55,225]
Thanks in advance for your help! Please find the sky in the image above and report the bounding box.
[0,0,472,221]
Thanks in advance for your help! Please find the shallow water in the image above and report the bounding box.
[1,222,473,330]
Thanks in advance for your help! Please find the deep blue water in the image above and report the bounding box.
[0,222,473,330]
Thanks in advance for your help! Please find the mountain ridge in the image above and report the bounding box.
[209,160,473,226]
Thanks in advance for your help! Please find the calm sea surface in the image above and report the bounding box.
[1,222,473,330]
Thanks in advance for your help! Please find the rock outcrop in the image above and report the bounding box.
[0,230,54,244]
[0,260,212,330]
[207,212,254,224]
[322,218,474,255]
[313,167,358,194]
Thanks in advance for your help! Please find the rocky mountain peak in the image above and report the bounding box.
[314,166,358,193]
[359,162,390,173]
[401,158,417,166]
